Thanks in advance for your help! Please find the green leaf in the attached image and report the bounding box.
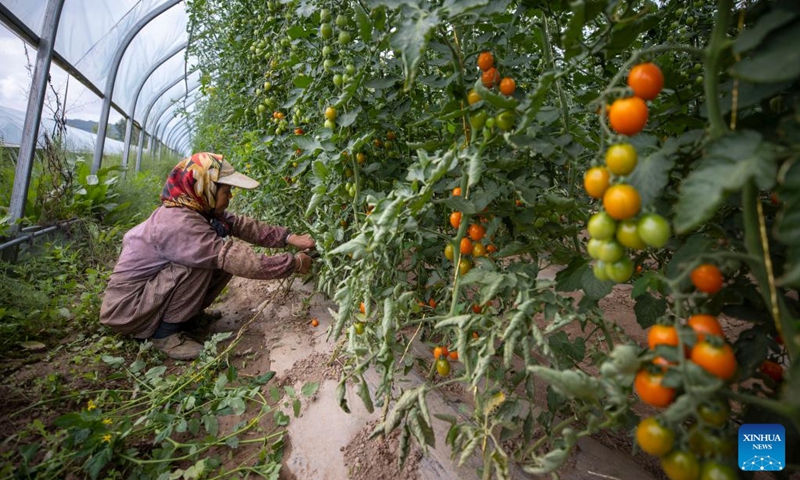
[364,78,398,89]
[312,160,329,181]
[733,8,799,55]
[548,331,586,365]
[337,107,360,127]
[390,11,440,91]
[357,376,374,413]
[294,136,323,151]
[287,25,313,39]
[627,142,677,208]
[732,22,800,83]
[467,150,484,188]
[666,235,714,279]
[441,0,489,17]
[292,75,313,88]
[335,380,350,414]
[301,381,319,397]
[555,257,612,300]
[633,293,667,330]
[292,399,301,417]
[674,131,777,234]
[563,1,586,59]
[355,3,372,43]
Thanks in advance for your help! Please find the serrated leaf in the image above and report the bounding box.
[633,294,667,330]
[357,376,374,413]
[335,380,350,413]
[391,11,440,91]
[733,7,798,54]
[292,75,313,88]
[674,131,776,234]
[732,22,800,83]
[301,381,319,397]
[294,136,323,151]
[627,144,677,208]
[337,108,360,127]
[474,78,518,110]
[548,331,585,365]
[467,150,484,188]
[355,3,372,43]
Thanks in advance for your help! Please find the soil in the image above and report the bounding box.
[0,265,718,479]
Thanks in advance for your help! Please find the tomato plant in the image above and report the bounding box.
[186,0,800,476]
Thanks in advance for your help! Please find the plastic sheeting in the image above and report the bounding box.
[0,105,127,154]
[1,0,196,137]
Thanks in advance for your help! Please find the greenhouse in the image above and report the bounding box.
[0,0,798,478]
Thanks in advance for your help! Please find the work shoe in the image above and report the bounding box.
[151,333,203,360]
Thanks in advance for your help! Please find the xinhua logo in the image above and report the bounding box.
[738,424,785,471]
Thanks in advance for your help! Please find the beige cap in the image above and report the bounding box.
[217,160,260,189]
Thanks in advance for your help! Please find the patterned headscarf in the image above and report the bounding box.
[161,152,231,236]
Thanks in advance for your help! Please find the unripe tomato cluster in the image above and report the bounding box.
[634,266,740,480]
[585,63,671,283]
[468,51,516,136]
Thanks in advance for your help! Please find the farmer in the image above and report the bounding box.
[100,152,315,360]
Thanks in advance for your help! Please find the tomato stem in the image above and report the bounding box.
[704,0,733,139]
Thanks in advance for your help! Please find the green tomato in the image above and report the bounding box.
[495,110,515,131]
[586,238,604,259]
[616,219,647,250]
[597,240,625,263]
[587,212,617,240]
[322,45,333,56]
[263,81,272,91]
[605,257,634,283]
[346,63,356,76]
[593,261,611,281]
[697,400,729,428]
[637,213,671,248]
[324,118,336,129]
[436,358,451,376]
[661,451,700,480]
[335,14,348,27]
[485,117,496,129]
[470,110,488,130]
[338,31,351,45]
[320,23,333,39]
[323,59,336,71]
[320,8,331,21]
[333,74,343,88]
[699,462,736,480]
[354,322,365,335]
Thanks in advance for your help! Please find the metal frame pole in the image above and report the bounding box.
[7,0,65,241]
[134,74,187,172]
[122,42,187,171]
[92,0,182,174]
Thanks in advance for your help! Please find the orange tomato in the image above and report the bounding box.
[428,298,437,308]
[311,318,319,327]
[452,187,462,196]
[584,167,610,199]
[467,89,482,105]
[628,63,664,101]
[450,211,462,229]
[294,127,305,135]
[359,302,366,314]
[468,224,486,242]
[433,346,445,359]
[460,237,473,255]
[499,77,516,96]
[603,184,641,220]
[448,350,459,361]
[481,67,500,88]
[691,341,737,380]
[691,264,723,294]
[608,97,648,136]
[471,304,483,314]
[356,152,366,164]
[477,51,494,71]
[648,324,679,350]
[687,314,724,342]
[486,244,497,253]
[472,242,486,257]
[635,370,676,408]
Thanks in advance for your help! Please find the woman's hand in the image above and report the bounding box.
[287,233,316,250]
[294,252,313,274]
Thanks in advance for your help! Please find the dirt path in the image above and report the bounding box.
[210,274,660,480]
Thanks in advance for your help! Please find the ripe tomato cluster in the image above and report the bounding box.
[468,51,516,134]
[634,268,740,480]
[584,63,671,283]
[444,187,496,275]
[608,62,663,136]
